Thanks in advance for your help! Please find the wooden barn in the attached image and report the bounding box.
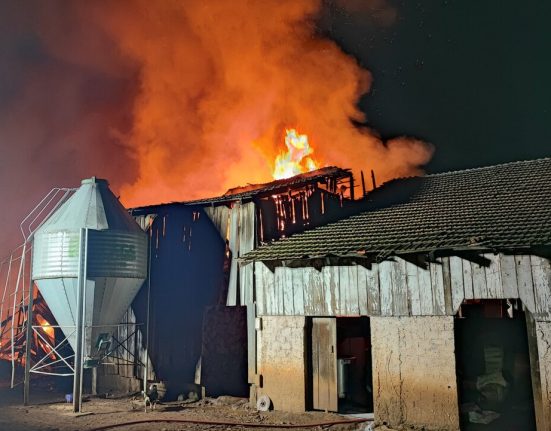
[122,167,358,398]
[240,158,551,430]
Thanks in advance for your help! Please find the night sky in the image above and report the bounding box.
[325,0,550,172]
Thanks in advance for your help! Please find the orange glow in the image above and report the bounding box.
[273,129,319,180]
[0,313,56,364]
[70,0,434,206]
[35,314,56,361]
[35,314,54,342]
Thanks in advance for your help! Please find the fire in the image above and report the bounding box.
[273,129,319,180]
[35,314,56,361]
[35,314,54,343]
[0,1,434,214]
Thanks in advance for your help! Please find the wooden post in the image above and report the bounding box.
[526,310,546,431]
[349,174,355,200]
[370,170,377,190]
[360,171,367,198]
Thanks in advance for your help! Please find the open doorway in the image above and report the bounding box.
[309,317,373,414]
[455,300,536,430]
[336,317,373,414]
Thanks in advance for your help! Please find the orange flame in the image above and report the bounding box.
[273,129,319,180]
[35,314,56,361]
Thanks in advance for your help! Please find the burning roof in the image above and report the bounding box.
[132,166,352,210]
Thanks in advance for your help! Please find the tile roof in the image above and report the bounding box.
[241,158,551,262]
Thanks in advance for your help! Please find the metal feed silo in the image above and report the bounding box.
[32,177,147,359]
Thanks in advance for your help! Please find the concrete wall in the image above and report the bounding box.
[96,371,142,395]
[257,316,306,412]
[371,316,459,430]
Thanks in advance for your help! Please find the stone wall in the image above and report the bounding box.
[256,316,306,412]
[371,316,459,430]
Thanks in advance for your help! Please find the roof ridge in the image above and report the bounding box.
[369,156,551,190]
[425,156,551,178]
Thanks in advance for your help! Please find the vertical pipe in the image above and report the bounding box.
[0,256,13,345]
[79,228,88,409]
[349,174,355,201]
[23,276,34,405]
[73,228,87,413]
[143,230,152,394]
[360,171,367,198]
[12,243,27,388]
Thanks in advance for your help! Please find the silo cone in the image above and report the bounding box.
[32,177,147,360]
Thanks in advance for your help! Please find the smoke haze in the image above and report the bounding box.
[0,0,432,253]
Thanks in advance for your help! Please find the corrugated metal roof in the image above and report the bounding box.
[241,158,551,262]
[38,177,143,232]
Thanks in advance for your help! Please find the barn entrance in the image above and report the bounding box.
[309,317,373,414]
[454,300,536,430]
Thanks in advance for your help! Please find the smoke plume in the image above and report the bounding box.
[0,0,432,252]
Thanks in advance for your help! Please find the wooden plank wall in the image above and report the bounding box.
[106,307,156,381]
[204,203,256,307]
[254,254,551,318]
[239,203,255,305]
[203,206,230,240]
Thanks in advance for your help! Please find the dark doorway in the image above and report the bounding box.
[336,317,373,414]
[455,300,536,430]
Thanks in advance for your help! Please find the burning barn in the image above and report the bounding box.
[0,129,362,408]
[240,158,551,431]
[125,166,358,398]
[3,155,548,431]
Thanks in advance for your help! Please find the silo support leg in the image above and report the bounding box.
[23,286,34,406]
[73,228,88,413]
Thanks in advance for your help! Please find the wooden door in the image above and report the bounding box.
[312,317,337,412]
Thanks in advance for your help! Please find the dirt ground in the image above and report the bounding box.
[0,384,376,431]
[0,361,380,431]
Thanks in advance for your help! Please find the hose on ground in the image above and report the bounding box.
[88,417,370,431]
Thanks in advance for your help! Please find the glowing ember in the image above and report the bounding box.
[273,129,319,180]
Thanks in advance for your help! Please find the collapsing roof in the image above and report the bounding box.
[187,166,353,205]
[241,158,551,263]
[133,166,352,210]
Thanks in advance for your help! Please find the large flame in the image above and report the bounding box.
[273,129,319,180]
[0,0,434,239]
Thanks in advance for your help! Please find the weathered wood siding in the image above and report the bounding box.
[98,307,156,383]
[205,202,257,384]
[254,254,551,318]
[205,202,256,306]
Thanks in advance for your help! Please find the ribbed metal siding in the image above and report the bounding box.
[87,230,147,278]
[33,229,147,280]
[32,230,80,278]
